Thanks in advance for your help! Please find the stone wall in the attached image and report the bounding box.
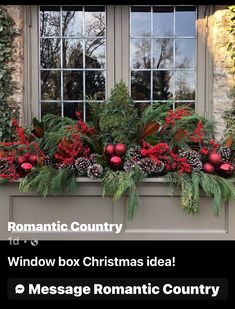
[211,6,235,139]
[0,5,24,122]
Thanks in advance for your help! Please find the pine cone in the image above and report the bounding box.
[58,163,76,171]
[127,145,142,160]
[179,149,202,171]
[75,157,91,176]
[220,147,231,162]
[90,153,103,164]
[44,155,54,167]
[87,164,103,179]
[137,157,156,175]
[123,159,138,172]
[0,158,9,174]
[153,161,165,174]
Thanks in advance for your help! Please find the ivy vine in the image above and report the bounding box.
[0,8,19,141]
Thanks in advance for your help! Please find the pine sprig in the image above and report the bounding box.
[19,167,77,197]
[102,166,145,220]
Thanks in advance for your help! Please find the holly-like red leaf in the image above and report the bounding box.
[173,128,188,142]
[32,127,44,138]
[141,122,159,140]
[224,135,233,147]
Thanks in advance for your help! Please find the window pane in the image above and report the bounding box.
[85,6,106,37]
[62,7,83,37]
[85,71,105,100]
[63,39,83,68]
[153,6,174,37]
[64,102,83,119]
[131,71,151,100]
[175,6,196,37]
[40,6,60,37]
[175,71,196,100]
[153,38,173,69]
[153,71,174,100]
[41,102,61,116]
[131,39,151,69]
[40,39,61,68]
[85,39,105,68]
[175,39,195,69]
[131,6,151,37]
[41,71,61,100]
[175,102,195,109]
[63,71,83,100]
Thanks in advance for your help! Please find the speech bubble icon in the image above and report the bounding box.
[15,284,25,294]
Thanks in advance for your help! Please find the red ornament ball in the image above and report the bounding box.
[17,155,26,165]
[217,162,234,178]
[104,144,115,156]
[208,151,222,166]
[110,156,122,167]
[203,162,215,174]
[24,153,30,161]
[21,162,33,172]
[29,154,38,165]
[114,143,126,155]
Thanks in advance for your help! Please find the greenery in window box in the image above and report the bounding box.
[0,8,19,142]
[0,82,235,220]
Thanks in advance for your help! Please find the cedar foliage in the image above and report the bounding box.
[102,166,145,220]
[167,172,235,216]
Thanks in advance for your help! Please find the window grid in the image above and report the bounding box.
[39,5,106,120]
[130,5,197,110]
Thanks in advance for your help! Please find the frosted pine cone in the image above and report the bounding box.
[44,154,54,167]
[75,157,91,175]
[127,145,142,160]
[153,161,165,174]
[0,158,9,174]
[87,164,103,179]
[58,163,76,171]
[220,147,231,162]
[179,149,202,171]
[137,157,156,175]
[123,159,138,172]
[90,153,103,164]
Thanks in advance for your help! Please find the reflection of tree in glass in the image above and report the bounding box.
[86,72,105,100]
[133,38,151,69]
[153,38,173,69]
[153,71,173,100]
[85,12,105,37]
[40,10,60,37]
[131,71,150,100]
[175,75,195,100]
[41,39,60,68]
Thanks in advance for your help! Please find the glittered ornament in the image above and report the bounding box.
[208,152,222,166]
[203,162,215,174]
[110,156,122,167]
[114,143,126,155]
[217,162,234,178]
[104,144,115,156]
[21,162,33,172]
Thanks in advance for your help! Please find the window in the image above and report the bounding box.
[40,5,106,120]
[130,5,197,113]
[26,5,211,123]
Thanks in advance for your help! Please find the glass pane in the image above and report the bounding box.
[131,71,151,100]
[85,71,105,100]
[175,102,195,110]
[64,102,83,119]
[63,71,83,100]
[85,39,105,68]
[153,71,174,100]
[63,39,83,68]
[40,39,61,68]
[62,7,83,37]
[131,39,151,69]
[41,102,61,116]
[85,6,106,37]
[41,71,61,100]
[134,102,150,116]
[175,6,196,37]
[153,39,173,69]
[40,6,60,37]
[175,71,196,100]
[153,6,174,37]
[175,39,195,69]
[131,6,151,37]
